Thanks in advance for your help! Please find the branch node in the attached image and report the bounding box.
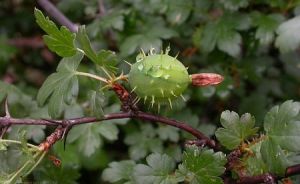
[263,173,276,184]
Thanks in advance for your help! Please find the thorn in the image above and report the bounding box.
[4,98,11,118]
[151,95,155,108]
[60,120,73,150]
[133,97,141,106]
[0,126,9,138]
[62,128,71,150]
[174,52,179,59]
[165,44,170,55]
[131,86,137,93]
[132,96,139,103]
[160,89,164,97]
[150,47,155,55]
[171,90,177,97]
[144,96,148,104]
[123,60,132,66]
[180,94,186,102]
[168,98,173,109]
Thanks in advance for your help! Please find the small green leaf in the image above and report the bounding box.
[199,13,250,57]
[176,146,226,184]
[260,138,288,176]
[96,50,118,72]
[34,8,76,57]
[102,160,136,183]
[133,153,181,184]
[76,26,117,73]
[76,26,98,62]
[37,52,84,118]
[215,111,258,150]
[275,15,300,53]
[264,100,300,152]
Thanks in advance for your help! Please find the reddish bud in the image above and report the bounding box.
[49,155,61,167]
[191,73,224,87]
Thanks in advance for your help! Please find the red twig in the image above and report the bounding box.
[38,126,64,151]
[0,111,218,149]
[8,36,44,48]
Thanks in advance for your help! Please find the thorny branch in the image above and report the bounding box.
[1,1,300,184]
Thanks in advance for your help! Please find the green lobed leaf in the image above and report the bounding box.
[217,30,241,58]
[252,12,284,45]
[33,161,80,184]
[76,26,98,63]
[244,141,268,176]
[165,0,192,25]
[34,8,76,57]
[133,153,182,184]
[96,50,118,73]
[157,125,179,142]
[102,160,136,183]
[67,122,119,157]
[124,124,163,160]
[120,19,177,56]
[260,138,288,176]
[76,26,118,73]
[199,13,250,57]
[275,15,300,53]
[176,146,226,184]
[99,11,124,31]
[37,52,84,118]
[215,111,258,150]
[264,100,300,152]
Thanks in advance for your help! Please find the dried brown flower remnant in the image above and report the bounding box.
[191,73,224,87]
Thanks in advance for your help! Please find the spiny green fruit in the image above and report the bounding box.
[128,48,191,108]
